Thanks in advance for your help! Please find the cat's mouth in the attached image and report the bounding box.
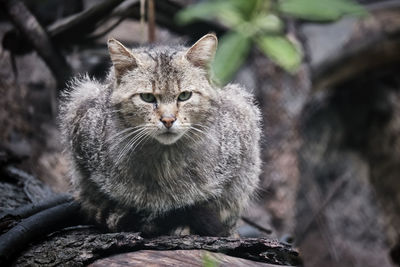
[162,133,175,138]
[155,130,184,145]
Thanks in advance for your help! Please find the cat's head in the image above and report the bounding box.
[108,34,218,145]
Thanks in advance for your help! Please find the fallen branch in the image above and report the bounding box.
[0,200,82,265]
[241,216,273,235]
[13,229,301,266]
[0,195,300,266]
[3,0,226,56]
[90,249,292,267]
[48,0,126,45]
[0,194,73,234]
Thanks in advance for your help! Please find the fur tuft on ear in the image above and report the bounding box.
[108,38,138,82]
[185,34,218,69]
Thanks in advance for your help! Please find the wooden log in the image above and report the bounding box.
[13,229,301,266]
[0,192,298,266]
[0,194,73,234]
[90,249,293,267]
[0,200,82,265]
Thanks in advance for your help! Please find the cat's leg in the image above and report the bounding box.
[187,202,240,237]
[78,189,145,232]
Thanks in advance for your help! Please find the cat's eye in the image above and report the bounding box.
[178,91,192,102]
[140,93,156,103]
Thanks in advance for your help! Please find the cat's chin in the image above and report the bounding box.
[154,132,184,145]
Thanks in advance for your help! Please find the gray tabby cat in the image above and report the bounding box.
[60,34,261,236]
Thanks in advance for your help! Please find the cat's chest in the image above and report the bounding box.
[128,149,199,184]
[104,138,221,211]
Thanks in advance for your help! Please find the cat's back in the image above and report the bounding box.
[60,76,108,126]
[60,76,110,171]
[217,83,261,141]
[211,83,261,177]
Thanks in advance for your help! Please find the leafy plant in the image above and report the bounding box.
[177,0,366,84]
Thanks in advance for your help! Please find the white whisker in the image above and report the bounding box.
[115,128,149,164]
[129,129,156,154]
[190,126,206,138]
[108,126,143,141]
[183,132,198,143]
[192,123,210,130]
[190,127,206,135]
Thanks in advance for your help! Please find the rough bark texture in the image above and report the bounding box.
[13,229,300,266]
[0,200,82,265]
[0,194,72,234]
[90,249,292,267]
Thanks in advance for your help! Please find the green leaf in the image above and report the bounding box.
[212,31,251,85]
[176,0,267,26]
[202,252,219,267]
[252,14,283,33]
[278,0,366,22]
[216,8,246,28]
[175,1,232,25]
[256,35,302,73]
[229,0,262,20]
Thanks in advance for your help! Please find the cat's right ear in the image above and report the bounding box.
[185,34,218,69]
[108,38,138,82]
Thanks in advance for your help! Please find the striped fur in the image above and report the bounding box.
[59,34,261,236]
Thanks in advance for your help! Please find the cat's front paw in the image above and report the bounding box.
[80,199,143,232]
[105,209,130,231]
[170,226,191,236]
[105,208,146,232]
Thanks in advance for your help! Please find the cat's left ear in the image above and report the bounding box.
[108,38,139,82]
[185,34,218,69]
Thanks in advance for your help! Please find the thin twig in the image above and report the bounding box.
[147,0,156,43]
[241,216,273,235]
[296,176,347,244]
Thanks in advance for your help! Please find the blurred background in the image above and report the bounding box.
[0,0,399,266]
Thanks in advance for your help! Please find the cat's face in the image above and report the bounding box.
[109,35,218,145]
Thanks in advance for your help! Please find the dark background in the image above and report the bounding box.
[0,0,399,266]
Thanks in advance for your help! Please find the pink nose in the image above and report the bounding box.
[161,116,176,129]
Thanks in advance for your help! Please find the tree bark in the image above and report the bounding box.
[13,229,301,266]
[90,249,293,267]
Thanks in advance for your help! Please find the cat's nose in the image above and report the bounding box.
[160,115,176,129]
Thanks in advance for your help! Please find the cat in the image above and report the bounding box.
[59,34,261,236]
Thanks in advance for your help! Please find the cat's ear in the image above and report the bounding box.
[185,34,218,69]
[108,38,138,81]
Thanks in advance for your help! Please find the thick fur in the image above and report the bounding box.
[59,35,261,236]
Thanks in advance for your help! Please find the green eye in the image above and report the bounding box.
[178,91,192,101]
[140,93,156,103]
